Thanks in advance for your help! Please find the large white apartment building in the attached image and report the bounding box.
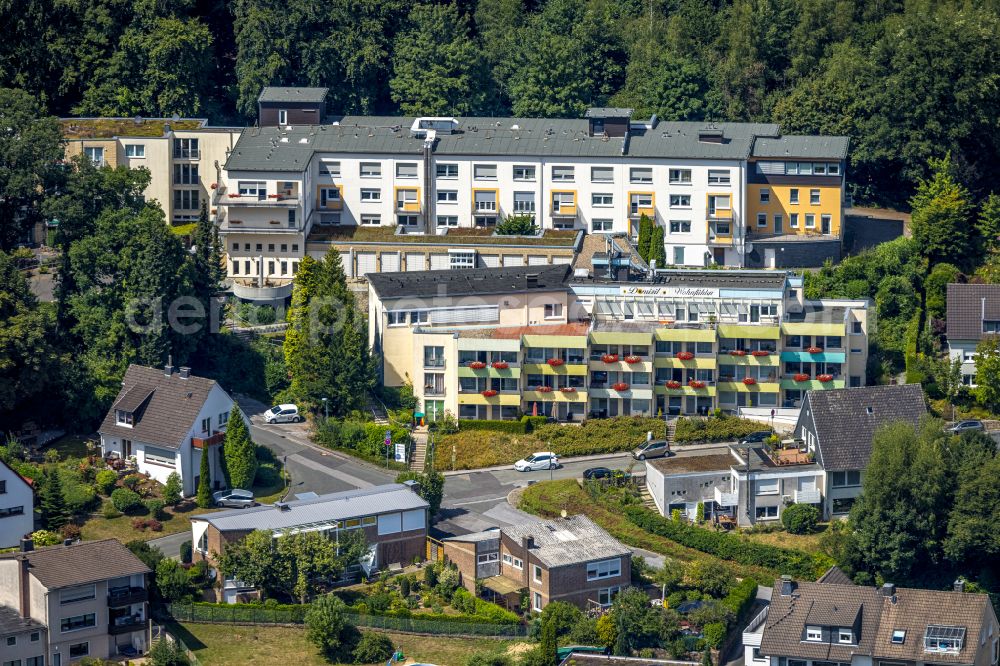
[215,88,848,302]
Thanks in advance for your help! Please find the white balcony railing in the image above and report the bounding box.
[794,489,822,504]
[714,487,738,506]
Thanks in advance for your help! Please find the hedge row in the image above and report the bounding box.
[622,505,831,579]
[459,415,548,434]
[722,577,758,618]
[673,416,767,443]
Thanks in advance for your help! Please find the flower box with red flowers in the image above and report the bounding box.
[481,389,498,397]
[490,361,509,370]
[210,183,218,190]
[624,355,642,364]
[806,347,824,354]
[559,387,576,393]
[268,194,281,199]
[467,361,487,370]
[742,377,757,386]
[666,380,682,389]
[227,193,240,198]
[546,358,565,366]
[675,351,695,361]
[688,380,706,389]
[729,350,748,357]
[750,350,770,357]
[817,374,834,383]
[537,386,554,393]
[601,354,619,363]
[611,382,630,391]
[793,373,811,382]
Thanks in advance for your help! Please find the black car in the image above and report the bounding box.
[739,430,773,446]
[583,467,613,480]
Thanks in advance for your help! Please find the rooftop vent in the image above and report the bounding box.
[179,367,190,379]
[411,117,458,136]
[698,126,724,143]
[275,502,290,512]
[779,574,795,596]
[882,582,896,597]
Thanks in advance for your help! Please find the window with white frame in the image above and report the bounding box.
[708,169,730,185]
[586,558,621,581]
[533,592,542,611]
[513,165,535,181]
[61,613,96,632]
[145,446,175,466]
[591,166,613,182]
[806,626,823,641]
[790,188,800,204]
[668,168,691,184]
[592,193,613,207]
[436,215,458,227]
[116,410,133,426]
[396,189,418,209]
[361,214,381,225]
[810,189,821,205]
[790,213,799,228]
[219,411,229,427]
[474,190,497,211]
[597,586,620,607]
[544,303,563,319]
[319,186,340,208]
[449,251,475,269]
[756,478,779,495]
[84,146,104,166]
[436,163,458,178]
[755,505,778,520]
[552,166,574,181]
[238,181,265,197]
[397,214,419,226]
[805,213,816,228]
[592,219,613,232]
[669,220,691,233]
[360,188,381,201]
[319,160,341,177]
[533,565,542,583]
[201,417,210,433]
[124,144,145,158]
[437,190,457,203]
[669,194,691,208]
[760,189,770,203]
[502,553,512,564]
[839,628,854,643]
[360,162,381,177]
[513,192,535,213]
[60,584,96,605]
[388,311,407,326]
[757,213,767,227]
[174,189,199,210]
[396,162,418,179]
[474,164,497,180]
[631,167,653,183]
[476,552,498,564]
[552,191,575,212]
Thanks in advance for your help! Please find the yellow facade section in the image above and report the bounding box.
[590,331,653,345]
[653,356,717,370]
[628,191,655,218]
[551,189,578,216]
[316,184,343,210]
[65,140,119,168]
[522,390,588,402]
[394,186,421,212]
[780,322,846,337]
[522,363,588,376]
[457,393,521,406]
[654,328,716,342]
[747,183,842,236]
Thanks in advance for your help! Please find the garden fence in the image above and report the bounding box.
[164,603,528,638]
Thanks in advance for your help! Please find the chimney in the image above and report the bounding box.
[402,479,421,495]
[20,537,33,552]
[882,582,896,597]
[17,555,30,618]
[164,354,174,376]
[526,273,539,289]
[779,574,795,596]
[179,367,191,379]
[522,535,535,552]
[954,578,966,593]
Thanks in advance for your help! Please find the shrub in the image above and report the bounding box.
[352,631,395,663]
[31,529,62,547]
[95,469,118,495]
[146,499,167,520]
[781,503,820,535]
[466,652,513,666]
[459,418,530,434]
[180,540,193,564]
[399,577,410,597]
[102,503,122,519]
[111,488,144,513]
[623,505,830,579]
[122,474,142,490]
[703,622,726,649]
[163,472,182,505]
[60,523,81,541]
[722,578,759,618]
[674,416,766,443]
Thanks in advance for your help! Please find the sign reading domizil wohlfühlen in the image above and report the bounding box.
[619,286,720,298]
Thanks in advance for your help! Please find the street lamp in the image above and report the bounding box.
[321,397,328,423]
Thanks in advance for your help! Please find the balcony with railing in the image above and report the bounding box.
[794,488,822,504]
[743,606,768,645]
[108,611,147,635]
[714,486,738,506]
[108,586,148,607]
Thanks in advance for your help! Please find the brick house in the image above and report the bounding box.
[191,483,429,603]
[443,515,631,612]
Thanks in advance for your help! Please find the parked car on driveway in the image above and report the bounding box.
[264,403,302,424]
[739,430,773,446]
[947,419,984,434]
[514,452,559,472]
[213,489,257,509]
[632,439,669,461]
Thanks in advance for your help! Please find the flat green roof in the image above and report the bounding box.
[60,118,207,139]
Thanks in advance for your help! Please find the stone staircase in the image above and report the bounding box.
[410,429,428,472]
[665,418,677,448]
[366,394,389,425]
[635,475,657,510]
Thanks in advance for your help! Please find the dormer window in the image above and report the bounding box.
[806,626,822,641]
[925,625,966,653]
[116,410,133,427]
[839,628,854,644]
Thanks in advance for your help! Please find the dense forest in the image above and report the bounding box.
[0,0,998,206]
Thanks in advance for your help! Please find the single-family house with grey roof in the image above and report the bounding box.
[98,363,245,497]
[945,283,1000,387]
[443,515,631,613]
[191,483,429,602]
[793,384,926,518]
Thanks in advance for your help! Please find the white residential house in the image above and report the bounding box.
[0,459,34,548]
[98,364,245,496]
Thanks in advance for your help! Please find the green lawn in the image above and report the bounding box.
[172,622,525,666]
[741,525,829,554]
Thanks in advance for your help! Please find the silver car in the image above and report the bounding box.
[213,489,257,509]
[264,403,302,424]
[947,420,984,434]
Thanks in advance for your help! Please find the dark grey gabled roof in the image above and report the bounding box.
[99,365,227,450]
[946,283,1000,341]
[368,264,572,301]
[0,539,150,590]
[817,565,855,586]
[802,384,926,471]
[258,87,329,104]
[752,135,850,160]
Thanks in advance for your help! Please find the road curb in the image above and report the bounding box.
[250,420,396,477]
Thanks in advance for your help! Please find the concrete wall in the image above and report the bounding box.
[744,238,842,269]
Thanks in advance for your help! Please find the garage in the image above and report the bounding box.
[380,252,400,273]
[405,253,426,271]
[356,252,376,276]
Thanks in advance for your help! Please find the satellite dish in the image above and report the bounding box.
[560,509,567,518]
[744,242,754,255]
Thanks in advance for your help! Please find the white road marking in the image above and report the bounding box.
[449,496,510,506]
[286,453,374,489]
